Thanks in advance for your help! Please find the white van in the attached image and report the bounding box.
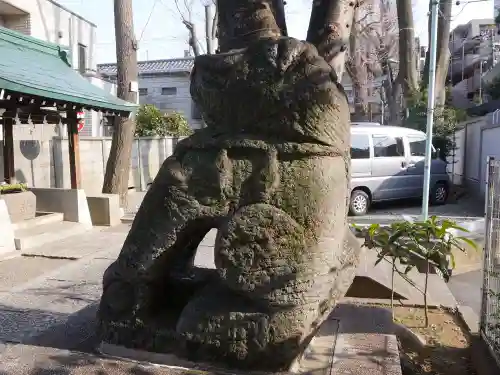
[349,123,450,216]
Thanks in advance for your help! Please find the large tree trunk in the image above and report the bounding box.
[345,6,370,121]
[307,0,357,78]
[98,0,360,371]
[423,0,452,106]
[102,0,138,207]
[396,0,419,101]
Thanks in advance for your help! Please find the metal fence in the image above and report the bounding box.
[481,157,500,364]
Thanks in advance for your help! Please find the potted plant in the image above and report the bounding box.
[0,182,28,195]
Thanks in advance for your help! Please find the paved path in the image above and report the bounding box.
[448,270,482,316]
[0,220,458,372]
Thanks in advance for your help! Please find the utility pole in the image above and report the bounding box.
[421,0,439,220]
[102,0,139,207]
[204,3,214,54]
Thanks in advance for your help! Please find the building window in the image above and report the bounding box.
[139,88,148,96]
[161,87,177,96]
[78,43,87,73]
[192,100,202,120]
[373,136,404,157]
[350,134,370,159]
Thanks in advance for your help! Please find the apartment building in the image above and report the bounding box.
[449,18,500,108]
[0,0,115,136]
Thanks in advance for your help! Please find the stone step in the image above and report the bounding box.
[11,212,64,231]
[15,221,90,252]
[120,213,135,223]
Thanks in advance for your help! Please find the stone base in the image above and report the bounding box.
[0,199,16,255]
[99,318,340,375]
[99,303,403,375]
[0,190,36,223]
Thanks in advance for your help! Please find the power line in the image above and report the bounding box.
[138,0,159,42]
[95,36,178,45]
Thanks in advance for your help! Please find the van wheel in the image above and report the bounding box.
[349,190,370,216]
[430,182,448,206]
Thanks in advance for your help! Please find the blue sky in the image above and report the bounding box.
[58,0,495,64]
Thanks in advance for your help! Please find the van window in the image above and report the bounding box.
[351,134,370,159]
[408,136,426,157]
[373,136,404,157]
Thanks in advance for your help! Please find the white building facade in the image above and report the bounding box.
[0,0,115,136]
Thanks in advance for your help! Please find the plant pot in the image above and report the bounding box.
[0,191,37,223]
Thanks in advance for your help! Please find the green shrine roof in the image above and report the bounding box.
[0,27,137,115]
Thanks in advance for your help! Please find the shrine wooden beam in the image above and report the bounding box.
[2,116,15,184]
[66,110,81,189]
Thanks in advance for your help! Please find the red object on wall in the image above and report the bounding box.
[77,111,85,132]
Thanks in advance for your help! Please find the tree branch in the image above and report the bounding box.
[182,19,201,57]
[307,0,358,77]
[174,0,203,56]
[212,5,218,40]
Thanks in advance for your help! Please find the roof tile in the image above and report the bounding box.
[98,58,195,76]
[0,27,136,114]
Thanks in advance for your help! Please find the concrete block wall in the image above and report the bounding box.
[0,136,183,194]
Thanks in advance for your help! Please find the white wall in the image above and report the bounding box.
[0,136,183,195]
[83,76,118,137]
[0,0,96,70]
[447,127,466,185]
[452,111,500,198]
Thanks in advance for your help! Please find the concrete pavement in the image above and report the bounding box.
[0,219,467,373]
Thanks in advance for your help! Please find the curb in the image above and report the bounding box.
[340,297,449,309]
[456,305,479,335]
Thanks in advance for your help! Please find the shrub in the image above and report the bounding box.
[135,104,193,137]
[357,216,477,326]
[0,183,27,194]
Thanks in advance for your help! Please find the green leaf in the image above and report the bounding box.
[456,236,479,251]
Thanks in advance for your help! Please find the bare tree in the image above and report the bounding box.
[423,0,452,106]
[375,0,401,123]
[344,1,379,121]
[346,0,400,123]
[174,0,202,56]
[102,0,139,206]
[396,0,419,101]
[174,0,219,56]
